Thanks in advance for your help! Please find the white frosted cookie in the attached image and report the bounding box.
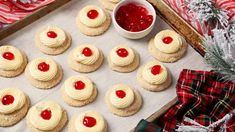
[25,58,63,89]
[137,60,172,92]
[105,84,142,117]
[61,76,97,107]
[35,26,72,55]
[26,101,67,132]
[108,45,140,73]
[68,110,108,132]
[76,5,111,36]
[68,44,104,73]
[148,30,188,63]
[99,0,120,11]
[0,45,28,77]
[0,87,30,127]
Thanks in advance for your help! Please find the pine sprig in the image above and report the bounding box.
[185,0,229,27]
[186,0,235,82]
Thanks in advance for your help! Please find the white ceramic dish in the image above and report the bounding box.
[112,0,156,39]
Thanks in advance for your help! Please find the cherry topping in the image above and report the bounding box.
[151,65,161,75]
[2,95,14,105]
[47,31,57,38]
[87,9,99,19]
[83,116,96,127]
[74,81,85,90]
[116,90,126,98]
[40,109,52,120]
[82,47,93,57]
[162,36,173,44]
[116,48,128,58]
[38,62,50,72]
[2,52,14,60]
[115,3,153,32]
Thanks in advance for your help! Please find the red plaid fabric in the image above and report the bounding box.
[135,69,235,132]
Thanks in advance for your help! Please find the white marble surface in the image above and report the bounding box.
[0,0,209,132]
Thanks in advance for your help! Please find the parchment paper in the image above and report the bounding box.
[0,0,209,131]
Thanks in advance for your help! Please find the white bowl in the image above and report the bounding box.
[112,0,156,39]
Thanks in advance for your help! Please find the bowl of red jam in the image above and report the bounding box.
[112,0,156,39]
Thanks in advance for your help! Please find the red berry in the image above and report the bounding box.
[151,65,161,75]
[162,36,173,44]
[83,116,96,127]
[82,47,93,57]
[116,48,129,57]
[2,52,14,60]
[2,95,14,105]
[116,90,126,98]
[47,31,57,38]
[115,3,153,32]
[74,81,85,90]
[40,109,52,120]
[38,62,50,72]
[87,9,99,19]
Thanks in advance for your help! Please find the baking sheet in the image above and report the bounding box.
[0,0,209,132]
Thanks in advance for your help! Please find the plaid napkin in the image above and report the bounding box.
[135,69,235,132]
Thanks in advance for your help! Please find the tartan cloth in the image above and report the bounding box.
[135,69,235,132]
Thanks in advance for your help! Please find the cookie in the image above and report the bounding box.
[68,44,104,73]
[35,26,72,55]
[105,84,142,117]
[26,101,67,132]
[137,60,172,92]
[148,30,188,63]
[0,45,28,78]
[68,110,108,132]
[61,76,98,107]
[108,45,140,73]
[76,5,111,36]
[0,87,30,127]
[25,58,63,89]
[99,0,120,11]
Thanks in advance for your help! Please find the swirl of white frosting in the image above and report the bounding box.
[79,5,107,27]
[29,58,58,81]
[75,110,106,132]
[109,0,120,2]
[64,76,94,100]
[39,26,66,48]
[110,45,135,67]
[0,46,23,71]
[0,87,26,114]
[28,101,62,131]
[109,84,135,109]
[154,30,183,54]
[142,61,168,85]
[72,44,100,65]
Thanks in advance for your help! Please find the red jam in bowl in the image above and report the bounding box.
[116,3,153,32]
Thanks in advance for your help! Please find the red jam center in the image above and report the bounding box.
[151,65,161,75]
[116,48,128,58]
[162,36,173,44]
[116,90,126,98]
[2,52,14,60]
[2,95,14,105]
[83,116,97,127]
[116,3,153,32]
[40,109,52,120]
[47,31,57,38]
[87,9,99,19]
[74,81,85,90]
[38,62,50,72]
[82,47,93,57]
